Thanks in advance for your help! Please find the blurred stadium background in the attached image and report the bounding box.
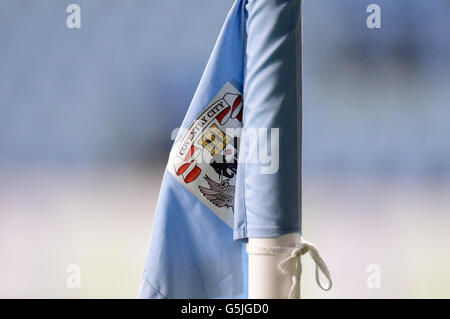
[0,0,449,298]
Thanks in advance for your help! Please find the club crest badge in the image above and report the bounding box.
[167,82,243,227]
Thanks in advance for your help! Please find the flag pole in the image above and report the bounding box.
[248,234,302,299]
[246,0,304,300]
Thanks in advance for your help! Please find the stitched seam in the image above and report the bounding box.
[143,277,168,299]
[246,226,300,232]
[242,0,249,240]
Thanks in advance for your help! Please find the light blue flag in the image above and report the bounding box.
[140,0,301,299]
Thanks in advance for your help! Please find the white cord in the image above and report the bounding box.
[246,238,332,299]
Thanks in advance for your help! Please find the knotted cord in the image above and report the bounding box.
[246,238,332,299]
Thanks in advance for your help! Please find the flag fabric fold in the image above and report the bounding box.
[140,0,301,299]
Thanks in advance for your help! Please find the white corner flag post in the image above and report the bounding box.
[248,234,302,298]
[247,234,333,299]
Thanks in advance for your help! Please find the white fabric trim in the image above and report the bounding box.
[246,238,332,299]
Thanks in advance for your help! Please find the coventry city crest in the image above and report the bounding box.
[167,82,243,227]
